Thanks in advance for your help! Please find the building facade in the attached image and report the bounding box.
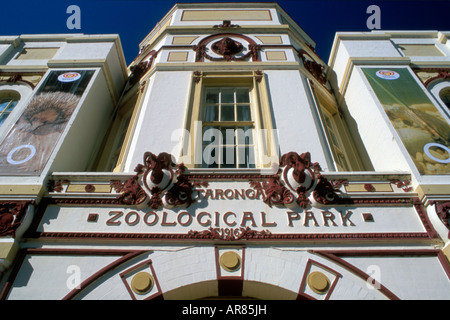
[0,3,449,300]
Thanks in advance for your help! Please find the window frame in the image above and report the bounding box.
[201,86,256,169]
[0,83,33,141]
[181,71,279,170]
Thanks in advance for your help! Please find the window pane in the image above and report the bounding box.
[0,114,8,126]
[206,90,219,104]
[221,146,235,168]
[236,89,250,103]
[205,105,218,122]
[237,104,251,121]
[221,127,235,145]
[237,145,255,168]
[0,99,10,112]
[6,100,18,111]
[221,89,234,104]
[236,126,253,145]
[202,146,218,168]
[221,104,234,121]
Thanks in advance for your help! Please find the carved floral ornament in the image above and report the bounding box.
[193,33,261,62]
[0,201,32,238]
[111,151,340,211]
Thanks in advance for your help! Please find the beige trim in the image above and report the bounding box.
[0,185,44,196]
[0,241,19,261]
[66,184,112,193]
[181,9,272,21]
[167,51,189,62]
[172,36,198,45]
[345,183,393,192]
[265,51,287,61]
[256,36,283,44]
[114,86,146,172]
[415,184,450,200]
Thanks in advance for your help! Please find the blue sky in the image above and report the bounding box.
[1,0,449,64]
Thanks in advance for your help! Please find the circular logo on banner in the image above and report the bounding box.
[7,145,36,165]
[57,72,81,82]
[376,70,400,80]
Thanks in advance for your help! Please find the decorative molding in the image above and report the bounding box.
[129,50,157,86]
[431,201,450,238]
[213,20,240,29]
[0,201,32,238]
[113,152,194,210]
[297,49,327,85]
[37,231,431,241]
[250,151,339,209]
[193,33,261,62]
[424,69,450,87]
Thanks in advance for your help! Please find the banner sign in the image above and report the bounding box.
[362,68,450,175]
[0,70,94,175]
[37,181,430,241]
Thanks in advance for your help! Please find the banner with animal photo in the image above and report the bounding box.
[362,68,450,175]
[0,70,94,175]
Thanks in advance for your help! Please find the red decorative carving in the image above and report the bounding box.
[424,69,450,87]
[433,201,450,238]
[211,37,244,61]
[389,179,413,192]
[280,152,312,185]
[250,178,294,208]
[165,175,194,208]
[0,201,31,238]
[114,152,194,210]
[139,152,175,185]
[193,33,261,62]
[313,176,340,206]
[193,71,202,83]
[85,184,95,193]
[249,152,340,209]
[114,176,147,206]
[298,49,327,85]
[48,180,64,192]
[254,70,264,83]
[129,50,157,86]
[188,227,271,241]
[364,184,375,192]
[213,20,240,29]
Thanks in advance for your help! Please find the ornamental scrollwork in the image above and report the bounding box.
[112,152,194,210]
[250,151,340,209]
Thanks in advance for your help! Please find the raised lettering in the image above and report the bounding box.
[241,211,257,227]
[261,211,276,227]
[125,211,140,226]
[106,211,123,226]
[144,211,158,226]
[223,211,237,227]
[322,210,338,226]
[161,211,176,226]
[177,211,193,226]
[197,211,211,227]
[340,210,356,226]
[287,211,300,227]
[304,211,319,227]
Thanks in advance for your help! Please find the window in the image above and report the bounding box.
[202,87,255,168]
[0,92,19,126]
[322,110,350,171]
[439,87,450,109]
[93,91,139,172]
[182,71,279,169]
[309,82,362,171]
